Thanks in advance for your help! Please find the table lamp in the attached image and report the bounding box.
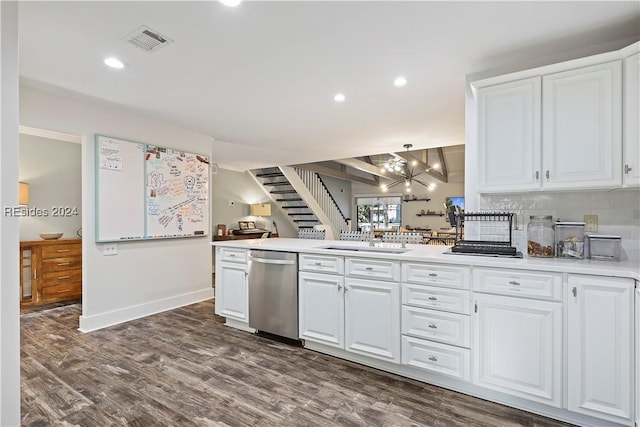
[250,203,271,229]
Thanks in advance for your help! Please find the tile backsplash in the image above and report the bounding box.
[470,189,640,258]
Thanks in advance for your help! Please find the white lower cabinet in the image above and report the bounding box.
[473,293,562,408]
[298,271,344,348]
[344,277,400,362]
[214,260,249,322]
[636,287,639,427]
[402,336,470,381]
[299,257,400,364]
[567,274,634,425]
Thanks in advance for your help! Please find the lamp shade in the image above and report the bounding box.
[250,203,271,217]
[19,182,29,206]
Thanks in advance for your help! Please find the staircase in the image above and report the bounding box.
[250,166,350,239]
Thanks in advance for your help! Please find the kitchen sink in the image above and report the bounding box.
[320,245,410,254]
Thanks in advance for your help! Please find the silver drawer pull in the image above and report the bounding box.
[314,262,322,266]
[428,324,438,329]
[428,356,438,362]
[428,296,438,301]
[365,267,373,271]
[57,275,71,280]
[509,281,520,286]
[428,273,438,277]
[57,262,70,266]
[228,254,236,257]
[337,284,342,291]
[56,249,70,253]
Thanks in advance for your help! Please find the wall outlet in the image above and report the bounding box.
[103,243,118,256]
[584,215,598,233]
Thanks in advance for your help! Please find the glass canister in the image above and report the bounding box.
[527,215,554,257]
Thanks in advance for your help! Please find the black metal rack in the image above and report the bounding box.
[447,211,521,257]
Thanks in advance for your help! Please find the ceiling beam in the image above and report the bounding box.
[292,162,381,186]
[333,157,403,180]
[398,149,448,183]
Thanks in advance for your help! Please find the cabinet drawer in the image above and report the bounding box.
[42,269,82,287]
[299,253,344,275]
[402,306,470,348]
[218,247,248,263]
[402,336,471,382]
[42,281,81,301]
[41,243,81,259]
[402,284,471,314]
[402,263,471,289]
[473,268,562,301]
[42,256,82,273]
[345,258,400,281]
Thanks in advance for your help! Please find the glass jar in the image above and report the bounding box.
[527,215,554,257]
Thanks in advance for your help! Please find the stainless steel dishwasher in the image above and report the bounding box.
[248,250,299,340]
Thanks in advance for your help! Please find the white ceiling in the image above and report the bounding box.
[18,1,640,171]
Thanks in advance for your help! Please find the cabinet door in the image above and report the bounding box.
[636,287,639,427]
[298,272,344,348]
[214,261,248,322]
[345,278,400,363]
[473,293,562,408]
[623,52,640,187]
[567,275,634,424]
[477,77,541,193]
[542,61,622,190]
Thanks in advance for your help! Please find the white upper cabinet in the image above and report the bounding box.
[623,52,640,187]
[542,61,622,190]
[475,44,634,194]
[477,77,541,192]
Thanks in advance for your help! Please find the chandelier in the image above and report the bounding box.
[380,144,437,193]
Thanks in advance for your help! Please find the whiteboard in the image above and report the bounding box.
[145,146,209,238]
[95,135,209,242]
[96,136,145,241]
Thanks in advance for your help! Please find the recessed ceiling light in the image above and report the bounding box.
[334,93,346,103]
[394,76,407,87]
[219,0,242,7]
[104,57,126,69]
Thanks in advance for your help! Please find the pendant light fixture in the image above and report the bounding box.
[380,144,437,193]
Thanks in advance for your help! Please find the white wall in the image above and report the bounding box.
[19,133,82,241]
[20,84,216,332]
[211,168,297,238]
[0,2,21,425]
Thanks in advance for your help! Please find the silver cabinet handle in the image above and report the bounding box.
[57,275,71,280]
[337,284,342,291]
[228,254,236,257]
[364,267,373,271]
[509,281,520,286]
[57,262,70,266]
[428,324,437,329]
[535,171,540,180]
[428,296,437,301]
[56,249,70,253]
[314,262,322,266]
[428,356,438,362]
[428,273,438,277]
[572,287,577,297]
[545,170,550,180]
[624,164,632,174]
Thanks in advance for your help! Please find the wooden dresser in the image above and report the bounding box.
[20,239,82,306]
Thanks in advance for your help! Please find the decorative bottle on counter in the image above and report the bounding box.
[527,215,554,257]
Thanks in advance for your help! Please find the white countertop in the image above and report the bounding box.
[211,238,640,281]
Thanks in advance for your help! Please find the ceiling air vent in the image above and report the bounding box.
[125,26,173,53]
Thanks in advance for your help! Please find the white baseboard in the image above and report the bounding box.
[78,288,214,332]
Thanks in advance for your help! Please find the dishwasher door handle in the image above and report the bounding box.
[249,257,297,265]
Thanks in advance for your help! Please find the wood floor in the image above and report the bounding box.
[21,300,573,426]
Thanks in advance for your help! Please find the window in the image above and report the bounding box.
[355,196,402,232]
